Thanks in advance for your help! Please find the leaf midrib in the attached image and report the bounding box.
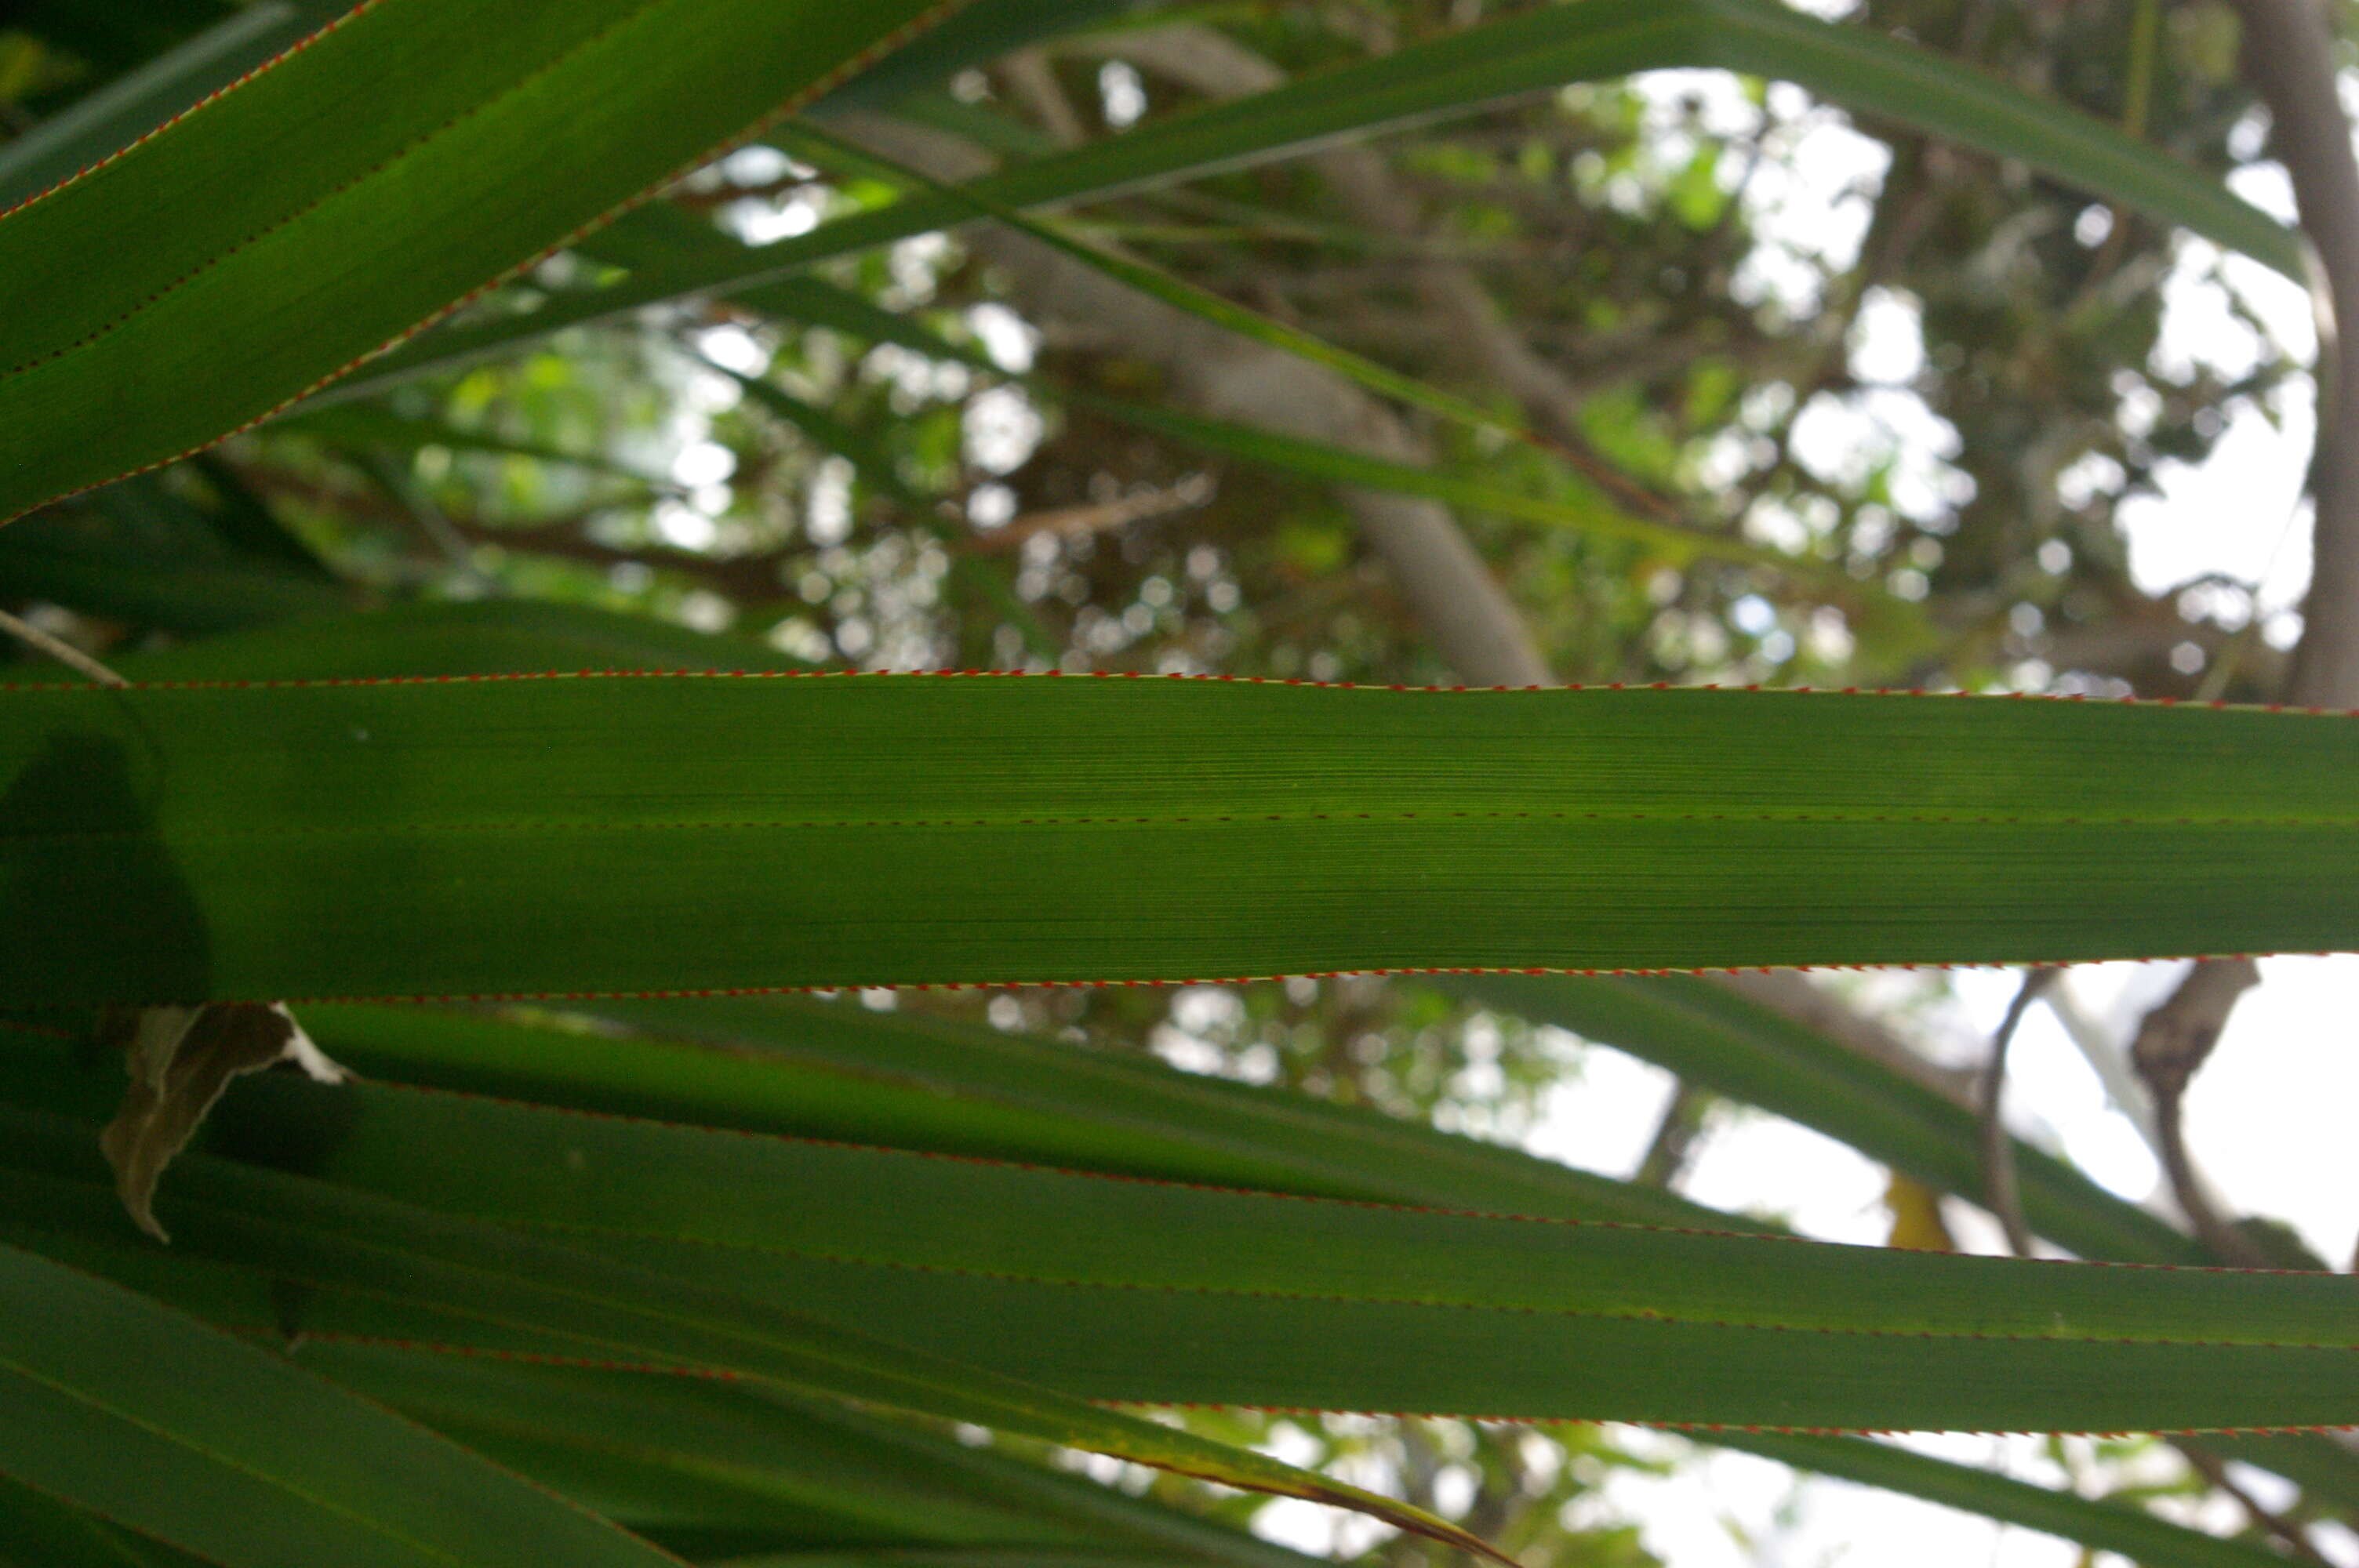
[13,808,2359,843]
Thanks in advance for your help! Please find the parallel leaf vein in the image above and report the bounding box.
[0,1352,470,1566]
[8,812,2358,844]
[503,1233,2359,1352]
[0,0,670,384]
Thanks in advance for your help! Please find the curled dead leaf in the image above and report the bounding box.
[98,1002,349,1242]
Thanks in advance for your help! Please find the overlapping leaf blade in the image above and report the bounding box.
[0,1108,1513,1567]
[283,996,1747,1231]
[7,1044,2358,1435]
[0,1240,686,1568]
[0,0,2330,1546]
[0,2,334,212]
[274,1081,2321,1343]
[280,998,2336,1562]
[2,675,2356,1004]
[0,1472,215,1568]
[205,1070,2359,1429]
[314,1345,2291,1568]
[0,981,2325,1561]
[335,0,2294,405]
[289,1344,1321,1568]
[1713,1432,2287,1568]
[0,0,955,520]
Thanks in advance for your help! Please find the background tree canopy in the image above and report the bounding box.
[3,2,2359,1565]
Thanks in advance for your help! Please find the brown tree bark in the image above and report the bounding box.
[2229,0,2359,706]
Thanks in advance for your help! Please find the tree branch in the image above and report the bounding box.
[1633,1080,1712,1189]
[2128,958,2275,1268]
[965,479,1214,554]
[2065,3,2359,1285]
[827,109,1552,686]
[1085,26,1683,522]
[2229,0,2359,707]
[2174,1439,2336,1567]
[2038,972,2163,1160]
[1979,968,2056,1257]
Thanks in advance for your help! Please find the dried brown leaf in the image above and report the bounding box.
[98,1002,347,1241]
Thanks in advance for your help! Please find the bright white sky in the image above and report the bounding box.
[1241,58,2359,1568]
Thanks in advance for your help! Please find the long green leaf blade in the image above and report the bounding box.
[284,997,1754,1232]
[2,1004,2314,1556]
[9,1087,2359,1435]
[781,123,1536,450]
[101,601,817,683]
[0,0,955,521]
[291,1343,1323,1568]
[1713,1431,2288,1568]
[187,1074,2359,1354]
[1,677,2355,1004]
[1710,0,2297,271]
[601,1238,2359,1431]
[0,1241,686,1568]
[0,1116,1511,1568]
[1056,387,1800,570]
[0,1472,213,1568]
[0,4,325,212]
[330,0,2295,403]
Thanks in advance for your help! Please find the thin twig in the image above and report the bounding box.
[2228,0,2359,708]
[2128,959,2276,1268]
[667,170,820,213]
[1979,967,2057,1257]
[2175,1440,2335,1568]
[964,478,1215,554]
[0,608,129,687]
[2150,1081,2276,1269]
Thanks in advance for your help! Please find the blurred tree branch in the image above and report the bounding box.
[1081,25,1686,523]
[2129,957,2275,1268]
[2113,0,2359,1254]
[2228,0,2359,709]
[2173,1440,2335,1567]
[1979,967,2056,1257]
[828,107,1552,686]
